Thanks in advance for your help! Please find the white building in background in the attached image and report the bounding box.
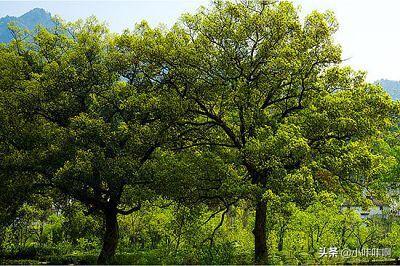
[342,195,400,219]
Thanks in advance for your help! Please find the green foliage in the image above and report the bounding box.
[2,197,400,264]
[1,0,399,264]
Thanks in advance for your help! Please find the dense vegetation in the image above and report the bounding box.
[1,196,400,265]
[0,0,399,264]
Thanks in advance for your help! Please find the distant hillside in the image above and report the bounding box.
[376,79,400,100]
[0,8,55,43]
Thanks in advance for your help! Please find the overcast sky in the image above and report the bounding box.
[0,0,399,82]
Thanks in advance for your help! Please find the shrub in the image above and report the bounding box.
[44,253,98,265]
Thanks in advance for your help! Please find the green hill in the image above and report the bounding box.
[0,8,54,43]
[376,79,400,100]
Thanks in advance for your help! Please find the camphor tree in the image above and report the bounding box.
[0,19,182,263]
[138,0,399,263]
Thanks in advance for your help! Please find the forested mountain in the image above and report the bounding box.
[377,79,400,100]
[0,8,54,43]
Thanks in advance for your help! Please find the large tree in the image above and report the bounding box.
[0,19,181,263]
[134,0,399,263]
[0,39,39,251]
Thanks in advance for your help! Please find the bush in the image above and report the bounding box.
[45,252,148,265]
[0,245,59,259]
[114,252,141,265]
[44,253,98,265]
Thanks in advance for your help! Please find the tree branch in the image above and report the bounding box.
[117,202,141,215]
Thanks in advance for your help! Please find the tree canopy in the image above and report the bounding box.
[0,0,399,264]
[127,0,398,262]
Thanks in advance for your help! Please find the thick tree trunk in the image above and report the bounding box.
[97,210,119,264]
[253,199,268,264]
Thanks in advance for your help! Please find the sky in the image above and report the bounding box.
[0,0,399,82]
